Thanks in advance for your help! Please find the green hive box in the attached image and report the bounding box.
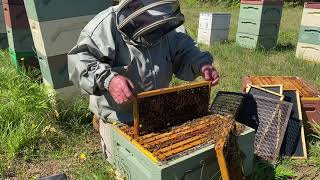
[6,26,34,52]
[111,126,255,180]
[298,26,320,46]
[237,19,280,36]
[236,33,278,50]
[24,0,112,22]
[8,48,38,68]
[239,4,283,21]
[0,33,8,49]
[37,52,72,89]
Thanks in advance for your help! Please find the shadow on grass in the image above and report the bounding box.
[251,157,276,180]
[275,43,296,52]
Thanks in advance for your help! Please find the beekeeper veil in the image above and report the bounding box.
[116,0,185,46]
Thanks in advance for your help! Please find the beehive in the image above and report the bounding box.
[242,76,320,132]
[236,0,283,49]
[28,15,94,57]
[23,0,112,96]
[296,2,320,63]
[2,0,37,68]
[197,12,231,45]
[111,82,255,180]
[0,4,8,49]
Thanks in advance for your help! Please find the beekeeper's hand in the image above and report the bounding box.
[201,64,219,86]
[108,75,135,105]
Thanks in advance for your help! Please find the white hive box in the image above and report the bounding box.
[301,6,320,27]
[29,15,94,57]
[296,42,320,63]
[197,12,231,45]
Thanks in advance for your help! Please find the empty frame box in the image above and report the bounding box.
[242,76,320,132]
[296,2,320,63]
[197,13,231,45]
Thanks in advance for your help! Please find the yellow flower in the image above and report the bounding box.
[80,153,86,160]
[32,123,37,129]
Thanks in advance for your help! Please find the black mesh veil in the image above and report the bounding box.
[116,0,185,46]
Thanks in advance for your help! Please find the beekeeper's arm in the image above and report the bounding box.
[68,14,134,104]
[169,26,219,85]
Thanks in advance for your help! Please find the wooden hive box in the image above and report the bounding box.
[110,81,255,180]
[28,15,94,57]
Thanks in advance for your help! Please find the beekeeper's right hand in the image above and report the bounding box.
[108,75,135,105]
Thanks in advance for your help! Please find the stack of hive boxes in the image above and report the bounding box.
[296,2,320,63]
[23,0,111,96]
[197,12,231,45]
[3,0,37,68]
[0,2,7,49]
[236,0,283,50]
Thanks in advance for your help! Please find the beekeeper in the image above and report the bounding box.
[68,0,219,163]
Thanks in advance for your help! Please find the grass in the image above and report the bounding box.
[0,1,319,179]
[0,52,115,179]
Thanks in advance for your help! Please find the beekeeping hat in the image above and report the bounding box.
[116,0,185,46]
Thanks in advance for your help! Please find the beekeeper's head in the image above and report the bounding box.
[116,0,185,46]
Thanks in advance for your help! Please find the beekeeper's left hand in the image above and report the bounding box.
[201,64,219,86]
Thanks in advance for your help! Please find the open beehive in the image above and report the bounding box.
[111,81,255,180]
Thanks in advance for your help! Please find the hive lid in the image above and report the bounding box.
[304,2,320,9]
[242,76,320,98]
[200,12,231,16]
[133,81,211,138]
[240,0,284,5]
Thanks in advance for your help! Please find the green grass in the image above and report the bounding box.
[0,1,320,179]
[0,52,115,179]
